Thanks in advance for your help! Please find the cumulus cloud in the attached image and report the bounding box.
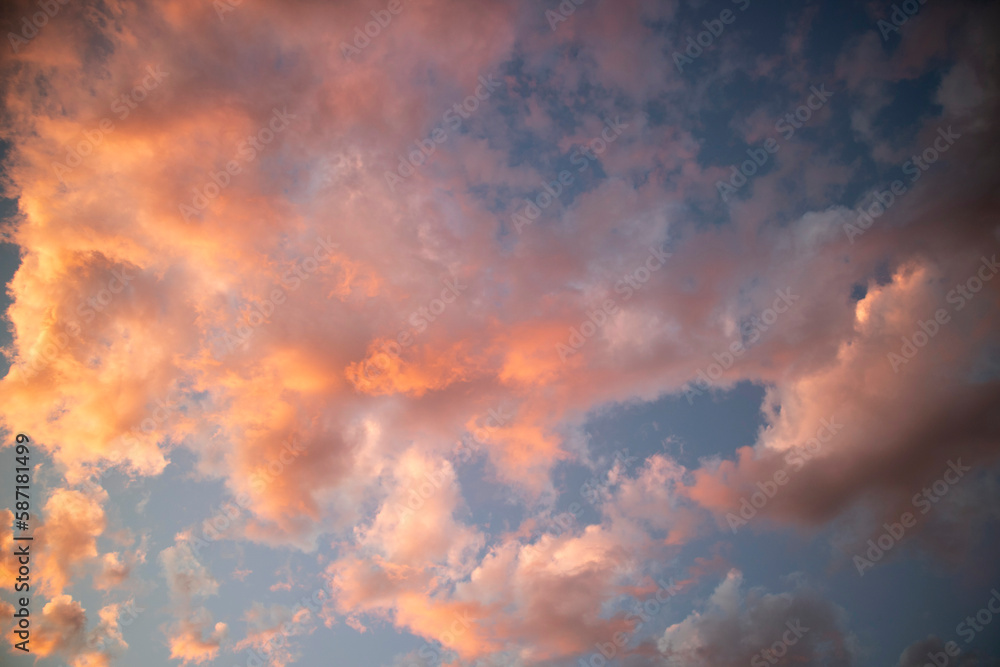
[658,571,857,666]
[31,595,87,658]
[322,448,713,663]
[683,254,1000,557]
[36,488,106,595]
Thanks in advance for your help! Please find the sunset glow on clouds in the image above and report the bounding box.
[1,0,999,665]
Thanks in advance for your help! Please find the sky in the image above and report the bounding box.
[0,0,999,666]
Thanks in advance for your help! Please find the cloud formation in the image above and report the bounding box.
[658,570,857,666]
[0,0,998,664]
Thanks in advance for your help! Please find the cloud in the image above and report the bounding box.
[0,0,998,665]
[895,636,1000,667]
[159,533,220,601]
[324,515,645,662]
[658,570,857,667]
[167,611,228,666]
[604,453,705,546]
[160,534,226,664]
[359,447,485,573]
[682,255,1000,558]
[36,488,106,596]
[93,550,143,591]
[0,509,17,584]
[232,602,312,667]
[74,602,131,667]
[322,449,709,663]
[33,594,87,658]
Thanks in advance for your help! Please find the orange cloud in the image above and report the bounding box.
[36,488,106,596]
[167,615,228,666]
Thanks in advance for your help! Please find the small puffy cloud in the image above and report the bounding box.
[32,594,88,658]
[167,610,228,666]
[93,551,140,591]
[159,533,219,601]
[36,488,106,595]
